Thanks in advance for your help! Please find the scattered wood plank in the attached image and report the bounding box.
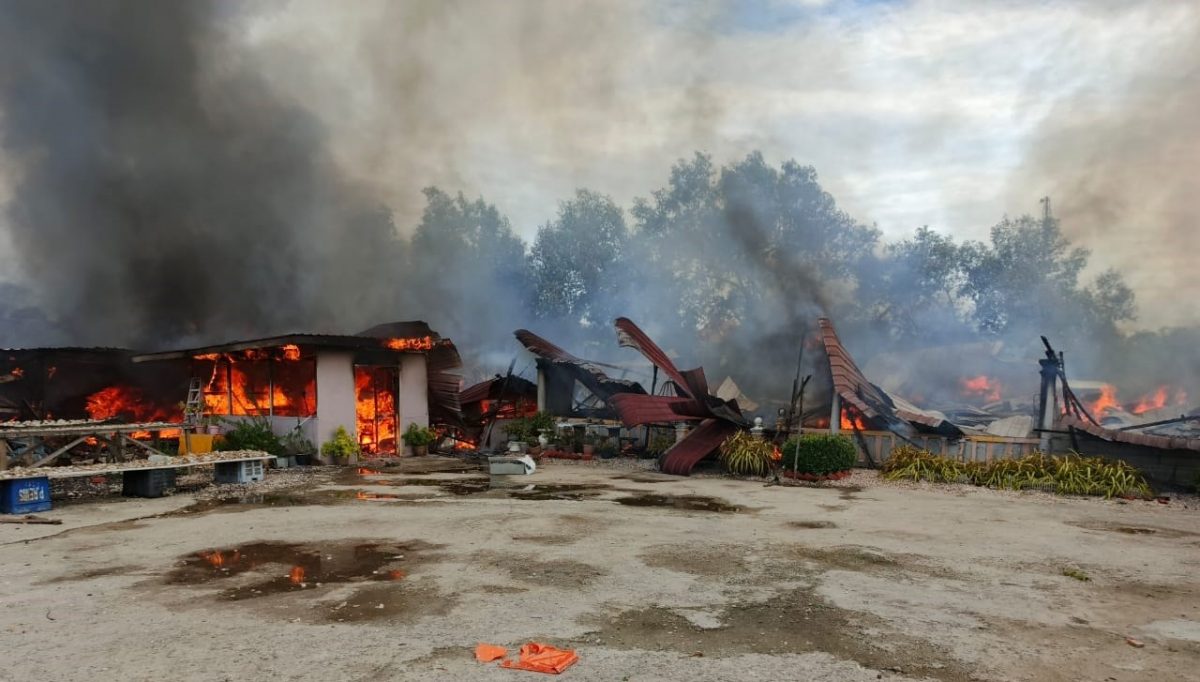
[0,515,62,525]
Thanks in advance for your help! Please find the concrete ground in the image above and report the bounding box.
[1,459,1197,682]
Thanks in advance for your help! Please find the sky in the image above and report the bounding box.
[1,0,1197,330]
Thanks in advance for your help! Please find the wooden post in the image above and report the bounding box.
[0,438,8,471]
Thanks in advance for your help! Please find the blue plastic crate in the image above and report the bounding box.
[1,477,52,514]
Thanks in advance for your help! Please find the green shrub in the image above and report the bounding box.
[401,423,437,447]
[504,416,532,443]
[718,431,774,477]
[781,434,857,474]
[321,426,360,460]
[882,445,973,484]
[647,433,675,456]
[880,448,1152,499]
[281,428,315,456]
[528,411,556,435]
[216,417,284,456]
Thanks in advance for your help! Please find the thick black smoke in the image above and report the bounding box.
[0,1,403,346]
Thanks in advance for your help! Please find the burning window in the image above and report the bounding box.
[195,348,316,418]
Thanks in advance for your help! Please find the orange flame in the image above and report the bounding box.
[388,569,406,580]
[85,385,182,438]
[10,367,23,378]
[960,375,1002,402]
[1131,386,1168,415]
[383,336,434,351]
[201,352,315,417]
[356,367,396,454]
[1130,385,1190,415]
[289,566,306,585]
[1088,384,1120,417]
[840,405,869,431]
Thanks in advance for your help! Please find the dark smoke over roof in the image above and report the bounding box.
[0,1,402,346]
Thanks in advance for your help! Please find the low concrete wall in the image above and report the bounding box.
[803,428,1040,467]
[1048,433,1200,490]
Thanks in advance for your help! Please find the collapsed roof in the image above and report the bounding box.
[818,318,963,438]
[513,329,645,418]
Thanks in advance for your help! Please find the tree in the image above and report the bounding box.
[408,188,530,353]
[528,189,628,324]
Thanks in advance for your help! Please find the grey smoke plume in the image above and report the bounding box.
[0,1,405,345]
[1008,2,1200,330]
[0,0,721,352]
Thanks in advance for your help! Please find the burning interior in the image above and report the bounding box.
[1,321,461,468]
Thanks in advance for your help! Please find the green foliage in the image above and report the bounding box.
[215,417,284,456]
[281,428,315,456]
[401,423,437,447]
[781,434,857,475]
[529,190,628,321]
[503,417,532,443]
[596,439,620,458]
[528,411,556,434]
[647,433,675,456]
[718,431,774,477]
[320,426,359,460]
[882,445,974,483]
[1062,567,1090,582]
[881,448,1153,499]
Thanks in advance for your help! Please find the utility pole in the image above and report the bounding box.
[1040,196,1052,226]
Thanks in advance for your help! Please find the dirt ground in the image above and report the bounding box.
[1,458,1198,682]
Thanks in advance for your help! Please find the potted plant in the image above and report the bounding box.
[505,416,531,453]
[282,428,316,467]
[402,423,437,457]
[321,426,359,466]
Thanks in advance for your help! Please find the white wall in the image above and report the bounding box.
[315,350,357,456]
[398,353,428,432]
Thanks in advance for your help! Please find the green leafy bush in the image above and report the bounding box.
[216,417,284,456]
[719,431,774,477]
[401,423,437,447]
[646,433,675,458]
[528,411,556,434]
[504,417,532,443]
[281,428,316,456]
[881,448,1153,499]
[781,434,857,475]
[881,445,974,483]
[321,426,360,460]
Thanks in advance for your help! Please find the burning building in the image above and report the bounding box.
[132,321,461,457]
[2,321,459,464]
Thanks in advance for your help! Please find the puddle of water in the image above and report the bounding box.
[1070,521,1197,539]
[358,474,610,501]
[615,494,742,513]
[166,540,435,600]
[507,483,609,501]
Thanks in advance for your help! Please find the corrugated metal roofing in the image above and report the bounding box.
[1060,414,1200,452]
[514,329,645,401]
[818,318,961,436]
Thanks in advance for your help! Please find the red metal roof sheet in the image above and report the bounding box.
[818,318,960,434]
